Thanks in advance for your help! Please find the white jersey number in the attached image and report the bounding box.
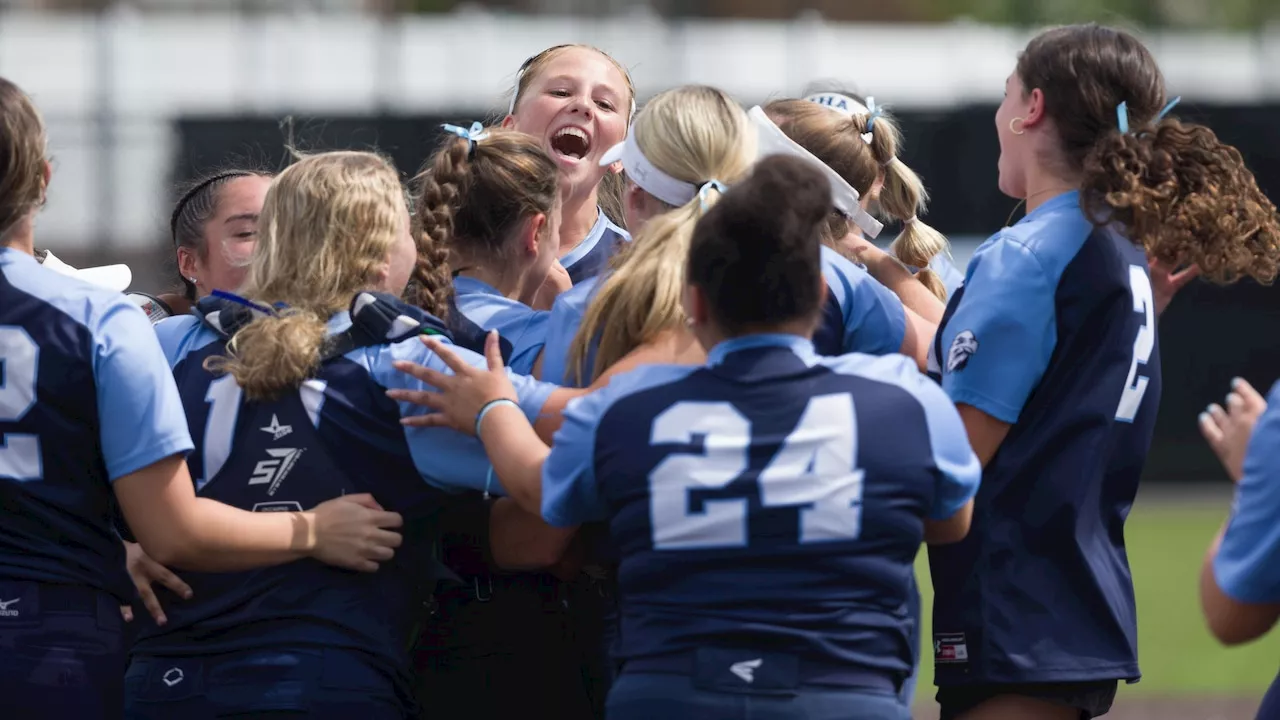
[0,327,42,481]
[1115,266,1155,422]
[647,393,865,550]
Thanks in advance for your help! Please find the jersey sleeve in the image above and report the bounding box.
[538,280,596,387]
[1214,382,1280,604]
[152,315,202,369]
[380,334,558,494]
[911,370,984,520]
[540,391,611,528]
[93,299,195,481]
[507,310,551,377]
[938,234,1057,424]
[819,248,907,356]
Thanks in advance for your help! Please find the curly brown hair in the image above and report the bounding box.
[409,127,560,318]
[1020,24,1280,284]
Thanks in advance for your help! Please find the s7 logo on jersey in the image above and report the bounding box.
[647,393,865,550]
[1115,265,1155,422]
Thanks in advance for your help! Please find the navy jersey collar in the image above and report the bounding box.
[707,333,816,366]
[1019,190,1080,225]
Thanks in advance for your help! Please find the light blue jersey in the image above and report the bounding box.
[539,333,979,679]
[448,275,549,375]
[0,247,193,600]
[156,305,556,496]
[538,246,908,387]
[1215,380,1280,604]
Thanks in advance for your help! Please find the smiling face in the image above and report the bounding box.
[504,47,631,197]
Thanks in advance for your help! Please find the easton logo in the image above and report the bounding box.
[249,448,304,496]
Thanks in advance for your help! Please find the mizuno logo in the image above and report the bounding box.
[0,598,18,616]
[729,658,762,684]
[260,414,293,441]
[249,448,304,496]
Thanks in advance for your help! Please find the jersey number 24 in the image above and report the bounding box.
[648,393,865,550]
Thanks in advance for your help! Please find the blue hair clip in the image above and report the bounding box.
[865,96,883,133]
[212,289,279,316]
[1157,96,1181,122]
[1116,101,1130,134]
[441,121,489,156]
[698,179,726,210]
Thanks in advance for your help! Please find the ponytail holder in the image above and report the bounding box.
[864,96,883,137]
[1157,96,1181,122]
[1115,101,1130,134]
[212,289,281,316]
[441,122,489,158]
[698,179,725,210]
[905,215,918,226]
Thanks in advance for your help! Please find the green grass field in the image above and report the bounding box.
[910,494,1279,702]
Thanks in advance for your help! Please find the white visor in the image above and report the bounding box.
[40,250,133,292]
[748,106,883,239]
[804,93,870,118]
[599,133,699,207]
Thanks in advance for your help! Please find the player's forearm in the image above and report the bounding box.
[489,497,576,570]
[862,247,946,324]
[144,499,313,572]
[480,403,552,517]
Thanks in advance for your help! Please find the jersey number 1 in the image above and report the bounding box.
[647,393,865,550]
[0,327,41,482]
[1116,265,1155,422]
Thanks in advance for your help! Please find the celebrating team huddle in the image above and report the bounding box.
[3,21,1280,720]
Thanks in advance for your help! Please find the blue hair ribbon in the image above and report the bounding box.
[698,179,726,210]
[1116,101,1130,134]
[1116,96,1178,135]
[865,96,883,133]
[211,289,280,316]
[442,121,489,156]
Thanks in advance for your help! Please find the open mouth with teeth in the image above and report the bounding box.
[550,126,591,162]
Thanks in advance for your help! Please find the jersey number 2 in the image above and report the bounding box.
[648,393,865,550]
[1116,265,1155,422]
[0,327,41,481]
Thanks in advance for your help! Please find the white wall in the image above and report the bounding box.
[4,9,1277,250]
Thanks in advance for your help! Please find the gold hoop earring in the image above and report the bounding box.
[1009,117,1026,135]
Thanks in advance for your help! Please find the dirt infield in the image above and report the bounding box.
[912,696,1261,719]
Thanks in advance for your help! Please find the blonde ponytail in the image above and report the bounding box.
[563,85,752,385]
[204,151,409,400]
[205,311,327,401]
[861,112,950,301]
[568,193,719,384]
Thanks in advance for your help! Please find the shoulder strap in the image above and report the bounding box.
[192,291,453,362]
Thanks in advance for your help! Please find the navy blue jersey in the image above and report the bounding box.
[541,334,981,677]
[137,295,557,681]
[562,210,629,285]
[0,248,193,602]
[539,246,907,387]
[449,275,549,375]
[927,190,1160,685]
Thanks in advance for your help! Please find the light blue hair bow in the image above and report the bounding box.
[865,96,883,133]
[698,179,726,210]
[441,121,489,155]
[1115,96,1181,134]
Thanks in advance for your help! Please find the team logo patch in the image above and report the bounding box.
[946,330,978,373]
[934,632,969,664]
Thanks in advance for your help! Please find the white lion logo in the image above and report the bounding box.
[947,330,978,373]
